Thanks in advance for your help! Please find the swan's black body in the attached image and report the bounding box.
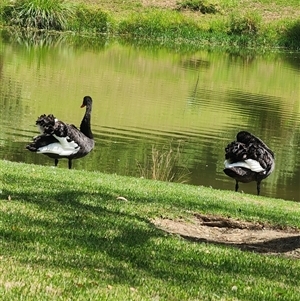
[26,96,94,169]
[223,131,275,195]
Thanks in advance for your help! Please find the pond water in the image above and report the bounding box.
[1,31,300,201]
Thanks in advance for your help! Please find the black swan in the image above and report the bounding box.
[26,96,94,169]
[223,131,275,195]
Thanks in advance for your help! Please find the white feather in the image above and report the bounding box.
[37,135,80,156]
[37,124,44,134]
[224,159,265,173]
[53,134,79,150]
[37,143,74,156]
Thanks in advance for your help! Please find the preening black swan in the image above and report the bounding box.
[26,96,94,169]
[223,131,275,195]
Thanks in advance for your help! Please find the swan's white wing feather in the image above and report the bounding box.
[53,134,80,150]
[244,159,265,172]
[36,143,78,156]
[37,135,80,156]
[224,159,265,173]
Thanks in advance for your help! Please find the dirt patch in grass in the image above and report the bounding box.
[153,214,300,259]
[141,0,178,9]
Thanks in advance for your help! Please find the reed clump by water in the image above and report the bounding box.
[1,0,74,31]
[0,0,108,33]
[137,143,190,183]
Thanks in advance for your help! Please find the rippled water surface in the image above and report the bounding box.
[1,32,300,201]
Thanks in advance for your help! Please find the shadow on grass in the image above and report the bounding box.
[181,234,300,256]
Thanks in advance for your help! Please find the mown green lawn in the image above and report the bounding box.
[1,160,300,300]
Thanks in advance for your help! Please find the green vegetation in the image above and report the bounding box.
[70,5,109,33]
[0,0,109,33]
[227,11,261,36]
[1,160,300,300]
[1,0,75,31]
[0,0,300,49]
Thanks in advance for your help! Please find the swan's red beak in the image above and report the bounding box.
[80,104,86,108]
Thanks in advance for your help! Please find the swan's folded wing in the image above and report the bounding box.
[36,143,79,156]
[30,134,80,156]
[224,159,265,173]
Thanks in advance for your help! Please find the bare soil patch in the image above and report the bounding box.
[153,214,300,259]
[141,0,178,9]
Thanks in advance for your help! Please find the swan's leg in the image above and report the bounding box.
[235,180,239,192]
[257,181,261,195]
[68,159,72,169]
[55,158,59,167]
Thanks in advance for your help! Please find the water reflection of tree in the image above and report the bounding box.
[0,54,3,82]
[0,79,22,124]
[0,78,24,158]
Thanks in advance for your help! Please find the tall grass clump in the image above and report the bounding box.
[137,142,190,182]
[70,5,109,34]
[2,0,75,31]
[282,20,300,49]
[228,11,261,36]
[177,0,219,14]
[0,0,8,23]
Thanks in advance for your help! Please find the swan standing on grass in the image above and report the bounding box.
[26,96,94,169]
[223,131,275,195]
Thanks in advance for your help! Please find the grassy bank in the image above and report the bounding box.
[1,160,300,300]
[0,0,300,50]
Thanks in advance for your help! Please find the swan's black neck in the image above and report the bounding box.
[80,102,93,139]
